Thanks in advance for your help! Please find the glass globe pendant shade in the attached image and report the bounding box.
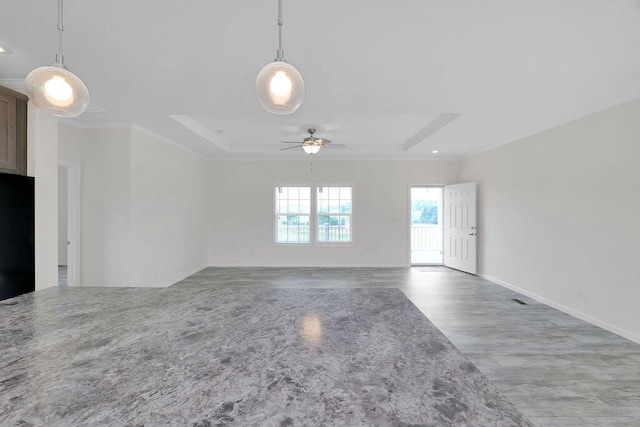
[256,61,304,115]
[25,65,89,118]
[302,143,321,154]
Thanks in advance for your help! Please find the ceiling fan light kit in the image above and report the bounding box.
[255,0,304,115]
[302,142,321,154]
[281,128,344,154]
[25,0,89,117]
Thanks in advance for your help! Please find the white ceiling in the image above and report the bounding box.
[2,0,640,160]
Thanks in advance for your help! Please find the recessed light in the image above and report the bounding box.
[432,150,439,154]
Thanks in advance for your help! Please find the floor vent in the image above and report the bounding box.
[512,298,527,305]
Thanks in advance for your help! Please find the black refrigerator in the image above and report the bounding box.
[0,173,35,301]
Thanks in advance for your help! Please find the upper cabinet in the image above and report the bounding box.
[0,86,28,176]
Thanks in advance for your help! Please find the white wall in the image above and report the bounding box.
[57,166,68,265]
[27,107,58,291]
[73,126,207,287]
[58,123,83,164]
[81,128,132,287]
[58,123,83,286]
[459,98,640,342]
[208,161,459,267]
[129,129,208,287]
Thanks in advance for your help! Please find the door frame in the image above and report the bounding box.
[58,161,81,286]
[408,184,445,266]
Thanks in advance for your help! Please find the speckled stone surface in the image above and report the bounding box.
[0,284,532,426]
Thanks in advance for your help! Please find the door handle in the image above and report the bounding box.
[469,233,476,236]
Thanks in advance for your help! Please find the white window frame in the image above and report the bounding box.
[315,184,353,245]
[274,184,313,245]
[273,184,353,245]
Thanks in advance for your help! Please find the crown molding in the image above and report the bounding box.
[462,89,640,160]
[130,123,210,160]
[0,78,26,94]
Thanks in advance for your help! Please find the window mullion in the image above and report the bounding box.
[311,184,317,244]
[276,185,350,244]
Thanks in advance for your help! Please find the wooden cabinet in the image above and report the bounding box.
[0,86,28,176]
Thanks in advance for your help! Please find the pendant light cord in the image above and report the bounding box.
[55,0,65,67]
[276,0,284,61]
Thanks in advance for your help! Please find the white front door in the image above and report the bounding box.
[444,182,477,274]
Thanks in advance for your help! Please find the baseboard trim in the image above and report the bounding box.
[206,263,406,268]
[159,265,209,288]
[480,273,640,345]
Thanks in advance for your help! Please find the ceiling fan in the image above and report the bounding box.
[281,128,345,154]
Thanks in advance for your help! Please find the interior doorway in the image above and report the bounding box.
[410,186,444,265]
[58,166,68,286]
[58,161,81,286]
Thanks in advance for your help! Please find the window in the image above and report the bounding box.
[274,185,352,244]
[316,186,352,242]
[275,186,311,243]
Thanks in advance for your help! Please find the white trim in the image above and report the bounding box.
[409,185,445,266]
[63,121,132,130]
[481,273,640,345]
[130,123,209,160]
[0,78,27,94]
[169,115,230,152]
[154,265,209,288]
[273,184,313,245]
[57,119,89,129]
[403,113,461,151]
[205,155,460,163]
[315,184,354,245]
[56,121,209,160]
[463,89,640,160]
[0,79,108,113]
[407,184,413,266]
[207,263,405,268]
[58,161,82,287]
[272,183,355,246]
[84,104,109,114]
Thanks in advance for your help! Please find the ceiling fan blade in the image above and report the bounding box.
[316,139,332,145]
[281,141,304,144]
[280,145,303,151]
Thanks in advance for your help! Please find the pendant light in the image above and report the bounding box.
[256,0,304,115]
[25,0,89,118]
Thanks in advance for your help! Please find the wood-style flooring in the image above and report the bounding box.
[181,267,640,426]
